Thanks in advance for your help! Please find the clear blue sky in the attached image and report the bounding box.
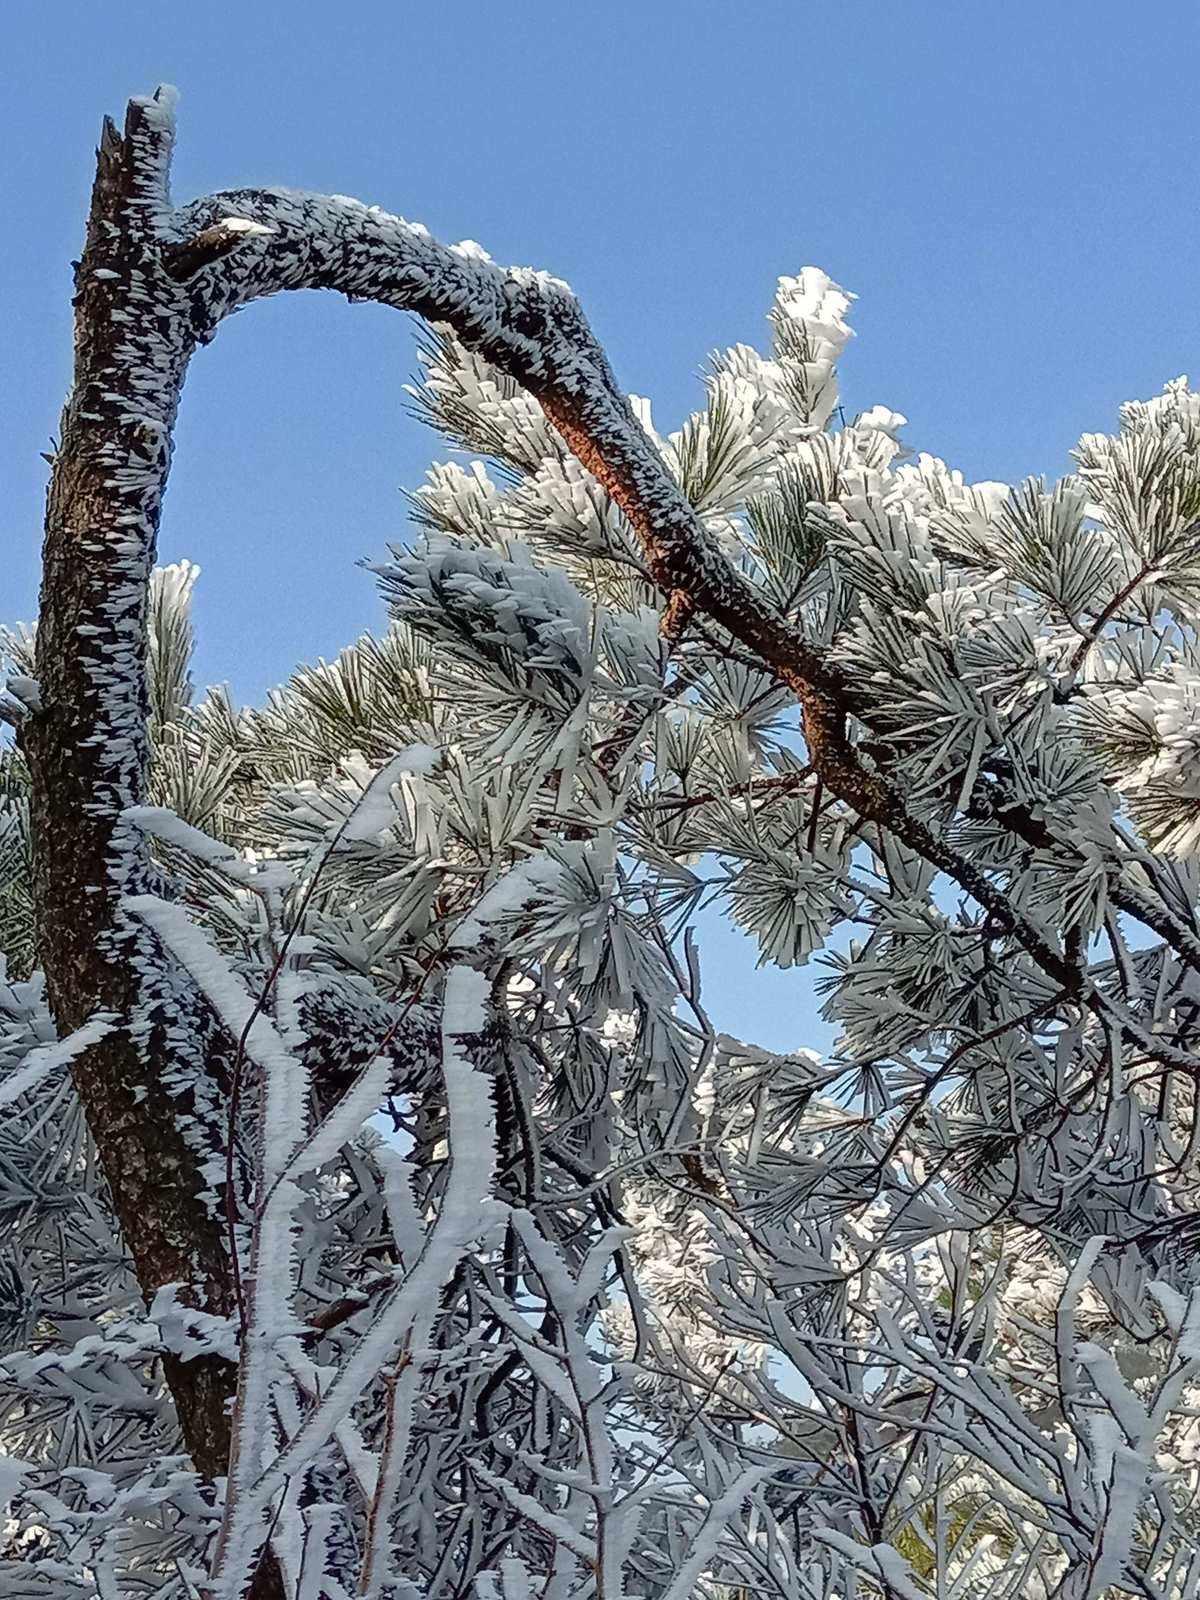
[4,1,1198,1050]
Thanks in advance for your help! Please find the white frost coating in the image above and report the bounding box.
[123,805,293,890]
[774,266,855,349]
[0,1011,116,1109]
[133,81,178,124]
[123,895,307,1181]
[147,1283,240,1362]
[374,1143,426,1264]
[124,805,237,864]
[450,239,494,264]
[4,675,42,712]
[124,865,311,1505]
[338,744,440,842]
[217,216,274,236]
[280,1050,393,1182]
[812,1532,929,1600]
[441,962,489,1034]
[123,894,295,1072]
[656,1465,775,1600]
[1148,1278,1190,1334]
[208,959,499,1600]
[449,856,559,949]
[472,1464,597,1563]
[856,403,908,438]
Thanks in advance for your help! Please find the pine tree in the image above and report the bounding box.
[2,85,1200,1599]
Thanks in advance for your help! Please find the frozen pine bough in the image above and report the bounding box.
[3,84,1200,1599]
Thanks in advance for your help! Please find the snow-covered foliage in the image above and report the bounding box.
[7,87,1200,1599]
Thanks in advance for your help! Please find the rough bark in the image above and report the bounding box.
[21,93,240,1480]
[21,92,284,1599]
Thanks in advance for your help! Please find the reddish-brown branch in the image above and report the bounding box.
[537,395,1081,996]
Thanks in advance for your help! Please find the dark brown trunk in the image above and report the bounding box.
[18,98,281,1596]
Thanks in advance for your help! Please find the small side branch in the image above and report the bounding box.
[162,218,274,282]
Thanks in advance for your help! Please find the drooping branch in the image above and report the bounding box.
[164,161,1083,994]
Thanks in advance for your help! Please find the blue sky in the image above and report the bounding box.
[4,0,1198,1049]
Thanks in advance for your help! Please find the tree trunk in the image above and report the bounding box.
[21,93,245,1481]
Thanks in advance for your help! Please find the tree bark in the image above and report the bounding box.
[21,92,242,1481]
